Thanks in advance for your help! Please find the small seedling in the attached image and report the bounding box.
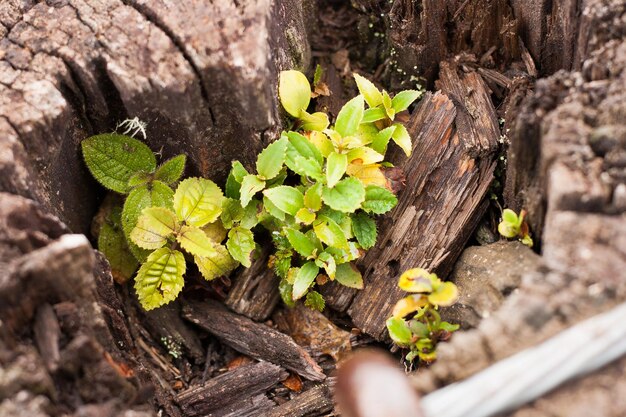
[386,268,459,363]
[498,208,533,247]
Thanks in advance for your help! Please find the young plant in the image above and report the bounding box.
[129,177,238,310]
[498,208,533,247]
[82,132,187,281]
[221,69,419,309]
[386,268,459,363]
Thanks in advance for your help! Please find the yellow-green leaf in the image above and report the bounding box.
[177,225,216,257]
[130,207,178,250]
[263,186,304,216]
[304,182,323,211]
[351,212,377,249]
[279,70,311,118]
[300,110,330,132]
[398,268,434,293]
[292,262,320,300]
[225,161,249,199]
[97,206,138,284]
[240,175,266,208]
[353,73,383,108]
[256,137,288,180]
[346,147,384,165]
[296,208,316,225]
[226,226,256,267]
[195,244,239,281]
[313,216,349,250]
[326,152,348,188]
[392,294,428,318]
[202,220,227,243]
[346,163,389,188]
[391,123,412,157]
[334,262,363,289]
[315,251,336,279]
[386,317,412,346]
[155,154,186,185]
[335,95,364,138]
[174,177,224,227]
[362,107,387,123]
[307,131,334,157]
[362,185,398,214]
[428,281,459,306]
[284,227,316,258]
[391,90,421,113]
[134,248,186,311]
[322,177,365,213]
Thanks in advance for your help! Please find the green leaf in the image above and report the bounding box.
[263,195,286,221]
[502,209,520,225]
[284,228,316,258]
[295,208,316,225]
[391,123,412,157]
[122,181,174,261]
[439,321,460,332]
[351,212,377,249]
[130,207,178,249]
[287,131,324,164]
[97,206,138,284]
[195,244,239,281]
[221,198,244,229]
[386,317,412,346]
[362,107,387,123]
[313,64,323,86]
[304,183,323,211]
[240,175,266,208]
[263,186,304,216]
[240,200,261,229]
[279,70,311,118]
[362,185,398,214]
[128,172,151,188]
[428,281,459,307]
[353,73,383,108]
[177,225,216,257]
[335,95,364,138]
[300,111,330,132]
[382,91,394,119]
[322,177,365,213]
[371,125,397,155]
[305,291,325,312]
[82,133,156,194]
[256,137,288,180]
[313,216,349,250]
[134,248,185,311]
[391,90,421,113]
[334,262,363,289]
[326,152,348,188]
[155,155,186,184]
[315,251,336,279]
[308,131,334,157]
[174,178,224,227]
[292,262,320,300]
[226,227,256,267]
[279,279,296,307]
[225,161,249,199]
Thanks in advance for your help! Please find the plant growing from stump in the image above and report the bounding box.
[498,208,533,247]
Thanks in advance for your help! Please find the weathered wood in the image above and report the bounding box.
[265,384,334,417]
[176,361,285,417]
[182,299,326,381]
[225,245,280,322]
[346,62,499,339]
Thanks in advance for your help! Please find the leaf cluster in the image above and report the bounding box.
[498,208,533,247]
[386,268,460,363]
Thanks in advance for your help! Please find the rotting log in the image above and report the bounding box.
[176,361,286,417]
[182,299,326,381]
[265,383,334,417]
[342,60,499,340]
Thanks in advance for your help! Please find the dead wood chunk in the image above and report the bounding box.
[215,394,276,417]
[265,384,334,417]
[33,303,61,372]
[182,300,326,381]
[176,361,285,417]
[225,246,280,322]
[348,83,499,339]
[319,280,357,313]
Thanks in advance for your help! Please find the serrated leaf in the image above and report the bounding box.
[287,131,324,164]
[263,195,286,221]
[386,317,412,346]
[134,248,185,311]
[346,163,389,188]
[346,147,384,165]
[300,110,330,132]
[263,186,304,216]
[256,137,287,180]
[295,208,316,225]
[82,133,156,194]
[284,228,316,258]
[313,216,349,250]
[97,206,138,284]
[351,212,377,249]
[305,291,325,312]
[326,152,348,188]
[221,198,244,229]
[279,279,296,307]
[315,251,336,279]
[130,207,178,249]
[122,181,174,261]
[353,73,383,108]
[391,90,421,113]
[322,177,365,213]
[240,199,261,229]
[225,161,249,199]
[391,123,412,157]
[128,172,151,188]
[279,70,311,118]
[382,90,394,119]
[174,178,224,227]
[177,225,216,257]
[371,125,397,155]
[362,185,398,214]
[226,227,255,267]
[292,262,319,300]
[307,131,334,157]
[362,107,387,123]
[202,220,227,243]
[334,262,363,289]
[195,244,238,281]
[304,183,323,211]
[335,95,365,138]
[240,175,266,207]
[155,154,186,184]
